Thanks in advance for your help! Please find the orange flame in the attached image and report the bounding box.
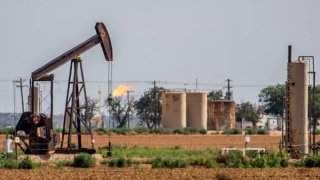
[113,83,135,97]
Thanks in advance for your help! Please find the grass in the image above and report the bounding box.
[56,160,73,169]
[98,145,297,169]
[92,127,207,135]
[108,157,132,167]
[315,129,320,135]
[173,128,207,135]
[0,156,39,169]
[98,147,320,169]
[100,145,220,168]
[0,127,14,134]
[151,157,188,168]
[101,145,219,159]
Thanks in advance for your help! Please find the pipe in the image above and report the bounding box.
[288,45,292,63]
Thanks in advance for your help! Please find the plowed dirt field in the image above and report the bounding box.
[0,166,320,179]
[0,134,292,150]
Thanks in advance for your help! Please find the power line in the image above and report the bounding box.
[0,78,279,89]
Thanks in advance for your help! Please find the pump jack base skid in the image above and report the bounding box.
[55,148,96,154]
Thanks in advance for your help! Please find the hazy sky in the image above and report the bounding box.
[1,0,320,114]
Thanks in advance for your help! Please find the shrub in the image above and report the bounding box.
[153,128,173,134]
[315,129,320,135]
[173,128,184,134]
[257,129,269,135]
[162,159,176,168]
[280,158,289,167]
[116,157,127,167]
[294,156,320,168]
[73,153,96,168]
[151,158,188,168]
[108,157,132,168]
[0,127,14,134]
[233,128,243,134]
[95,127,108,134]
[246,128,256,135]
[0,159,5,168]
[251,156,269,168]
[4,159,19,169]
[304,157,317,167]
[176,159,188,168]
[216,151,244,168]
[151,157,163,168]
[205,160,218,168]
[108,159,117,167]
[228,157,244,168]
[199,129,207,134]
[245,150,259,158]
[191,157,207,166]
[216,154,229,164]
[221,130,230,134]
[267,155,282,168]
[242,156,251,168]
[294,159,305,167]
[109,128,132,135]
[162,158,188,168]
[183,128,198,134]
[222,128,242,135]
[225,152,244,168]
[19,156,35,169]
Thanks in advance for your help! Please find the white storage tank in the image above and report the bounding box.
[162,92,186,128]
[288,60,308,156]
[186,92,207,129]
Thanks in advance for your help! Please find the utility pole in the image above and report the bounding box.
[126,90,134,129]
[12,78,27,125]
[13,81,16,125]
[153,80,157,129]
[98,89,103,128]
[195,78,198,90]
[16,78,27,112]
[225,79,232,100]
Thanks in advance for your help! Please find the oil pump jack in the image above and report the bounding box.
[13,22,113,154]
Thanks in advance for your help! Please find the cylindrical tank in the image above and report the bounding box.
[207,100,236,130]
[162,92,186,128]
[186,92,207,129]
[288,60,308,156]
[28,85,40,113]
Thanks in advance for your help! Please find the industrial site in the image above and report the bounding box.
[1,1,320,179]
